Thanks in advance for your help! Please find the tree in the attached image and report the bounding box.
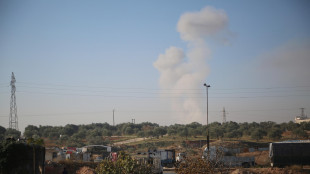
[225,130,242,139]
[48,131,60,140]
[125,127,134,135]
[5,128,21,139]
[300,122,310,131]
[62,124,79,136]
[0,126,6,141]
[179,127,189,139]
[260,121,276,131]
[292,127,308,138]
[102,129,112,137]
[268,128,283,140]
[189,128,201,138]
[95,151,152,174]
[224,121,239,132]
[286,121,299,131]
[154,127,167,138]
[167,127,177,136]
[87,136,106,145]
[210,125,224,139]
[251,129,266,141]
[146,130,154,137]
[137,131,145,137]
[187,122,202,129]
[24,125,39,138]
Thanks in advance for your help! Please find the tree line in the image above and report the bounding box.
[0,121,309,147]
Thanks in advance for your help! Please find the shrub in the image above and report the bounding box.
[95,151,152,174]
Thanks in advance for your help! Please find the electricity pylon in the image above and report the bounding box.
[9,72,18,130]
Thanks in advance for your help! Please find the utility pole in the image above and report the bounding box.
[222,107,227,124]
[9,72,18,130]
[113,109,115,126]
[204,83,210,151]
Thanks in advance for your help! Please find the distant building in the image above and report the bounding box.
[45,147,65,162]
[295,108,310,123]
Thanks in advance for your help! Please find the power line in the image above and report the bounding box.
[0,108,299,118]
[15,81,310,91]
[15,90,310,99]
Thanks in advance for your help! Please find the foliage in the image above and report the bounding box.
[292,127,308,138]
[175,157,214,174]
[268,128,282,140]
[19,120,310,147]
[0,139,45,174]
[24,125,39,138]
[4,128,21,139]
[251,128,266,141]
[26,137,45,146]
[0,126,6,141]
[175,155,229,174]
[95,151,152,174]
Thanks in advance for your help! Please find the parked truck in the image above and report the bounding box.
[202,146,255,168]
[158,149,176,168]
[148,149,176,168]
[269,140,310,167]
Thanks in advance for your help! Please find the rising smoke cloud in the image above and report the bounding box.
[153,6,229,123]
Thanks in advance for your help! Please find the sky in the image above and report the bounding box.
[1,0,310,132]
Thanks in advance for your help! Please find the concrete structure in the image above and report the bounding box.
[45,147,65,162]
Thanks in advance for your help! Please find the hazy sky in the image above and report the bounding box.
[1,0,310,132]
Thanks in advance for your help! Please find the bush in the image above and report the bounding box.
[95,151,152,174]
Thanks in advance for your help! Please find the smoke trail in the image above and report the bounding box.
[154,6,229,123]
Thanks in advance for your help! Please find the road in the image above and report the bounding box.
[113,137,146,145]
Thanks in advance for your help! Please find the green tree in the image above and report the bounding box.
[224,121,239,132]
[5,128,21,139]
[0,126,6,141]
[210,126,224,139]
[268,128,283,140]
[179,127,189,139]
[125,127,134,135]
[251,128,266,141]
[300,122,310,131]
[24,125,39,138]
[102,129,112,137]
[154,127,167,138]
[286,121,299,131]
[62,124,79,136]
[137,131,145,137]
[225,130,242,139]
[292,127,308,138]
[167,127,177,136]
[95,151,152,174]
[146,130,154,137]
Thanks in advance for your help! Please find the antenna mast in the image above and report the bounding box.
[9,72,18,130]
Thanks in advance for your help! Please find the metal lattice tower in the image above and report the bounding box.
[300,108,307,118]
[9,72,18,130]
[222,107,227,124]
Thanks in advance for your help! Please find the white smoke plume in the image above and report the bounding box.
[153,6,229,123]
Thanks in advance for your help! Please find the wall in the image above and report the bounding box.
[0,141,45,174]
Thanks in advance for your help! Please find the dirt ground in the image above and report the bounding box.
[231,167,310,174]
[238,150,270,166]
